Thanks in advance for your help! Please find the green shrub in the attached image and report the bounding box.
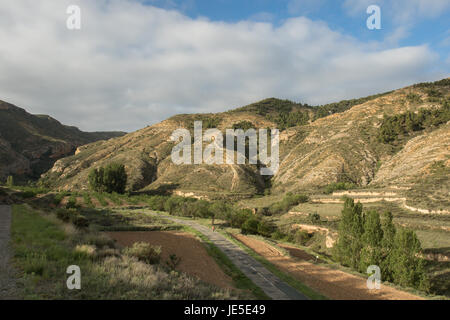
[268,193,309,214]
[324,182,356,194]
[308,212,321,224]
[6,175,14,187]
[271,229,287,240]
[257,220,276,237]
[294,230,312,246]
[124,242,161,265]
[241,217,260,235]
[20,190,36,199]
[71,214,89,229]
[56,208,71,222]
[89,163,127,194]
[66,196,77,209]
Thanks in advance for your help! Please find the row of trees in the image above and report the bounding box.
[88,163,127,194]
[378,101,450,144]
[334,198,428,290]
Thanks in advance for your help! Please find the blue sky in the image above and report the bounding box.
[0,0,448,131]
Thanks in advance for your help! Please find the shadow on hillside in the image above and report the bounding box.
[131,183,180,196]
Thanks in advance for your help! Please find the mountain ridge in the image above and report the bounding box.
[0,100,126,182]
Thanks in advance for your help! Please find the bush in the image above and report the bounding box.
[66,197,77,209]
[308,212,321,224]
[89,163,127,194]
[6,175,14,187]
[56,208,71,222]
[257,220,276,237]
[230,209,253,229]
[324,182,356,194]
[53,192,67,206]
[71,214,89,229]
[124,242,161,265]
[241,217,260,235]
[294,230,312,246]
[20,190,36,199]
[268,193,309,214]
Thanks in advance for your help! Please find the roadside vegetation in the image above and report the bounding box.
[10,204,240,299]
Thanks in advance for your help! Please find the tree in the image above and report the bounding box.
[6,175,14,187]
[389,229,428,290]
[103,163,127,194]
[359,210,383,272]
[241,217,260,235]
[380,211,396,281]
[334,198,364,269]
[88,163,127,194]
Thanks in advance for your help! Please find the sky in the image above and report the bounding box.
[0,0,448,132]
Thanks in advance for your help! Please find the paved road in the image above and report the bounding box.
[0,205,16,299]
[149,212,308,300]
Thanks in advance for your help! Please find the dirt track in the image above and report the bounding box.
[234,234,424,300]
[106,231,234,289]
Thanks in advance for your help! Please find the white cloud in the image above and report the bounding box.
[0,0,445,131]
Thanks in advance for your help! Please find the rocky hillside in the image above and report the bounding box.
[0,100,126,181]
[42,79,449,207]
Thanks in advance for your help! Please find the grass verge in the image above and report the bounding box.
[181,225,270,300]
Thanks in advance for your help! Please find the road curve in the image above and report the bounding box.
[149,212,308,300]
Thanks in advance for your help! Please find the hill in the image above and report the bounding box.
[41,79,449,209]
[0,100,126,182]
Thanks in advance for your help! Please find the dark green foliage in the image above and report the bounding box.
[53,191,68,206]
[166,254,181,270]
[241,217,260,235]
[257,220,276,237]
[324,182,356,194]
[267,110,310,130]
[294,230,312,246]
[230,209,253,229]
[406,93,422,103]
[378,102,450,144]
[308,212,321,224]
[359,211,383,272]
[88,163,127,194]
[66,194,77,209]
[313,92,391,120]
[268,193,309,215]
[334,198,364,269]
[6,175,14,187]
[70,214,89,229]
[232,121,255,131]
[334,200,428,291]
[390,229,428,290]
[56,208,71,222]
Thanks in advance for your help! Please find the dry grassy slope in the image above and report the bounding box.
[43,81,449,207]
[43,116,269,196]
[272,84,449,195]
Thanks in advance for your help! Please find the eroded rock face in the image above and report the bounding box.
[0,100,126,182]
